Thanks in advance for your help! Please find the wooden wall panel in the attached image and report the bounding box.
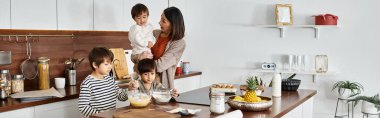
[0,29,130,90]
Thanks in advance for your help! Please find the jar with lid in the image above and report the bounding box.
[12,74,24,93]
[0,69,12,99]
[210,92,225,114]
[38,57,50,90]
[315,55,328,73]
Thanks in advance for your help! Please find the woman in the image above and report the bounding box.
[132,7,185,89]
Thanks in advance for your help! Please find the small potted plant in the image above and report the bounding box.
[332,81,364,99]
[254,76,264,95]
[281,73,301,91]
[348,94,380,114]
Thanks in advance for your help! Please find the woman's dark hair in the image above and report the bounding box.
[88,47,114,70]
[131,3,149,19]
[163,7,185,41]
[137,59,156,74]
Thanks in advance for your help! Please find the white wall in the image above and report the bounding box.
[180,0,380,117]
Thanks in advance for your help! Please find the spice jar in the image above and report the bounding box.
[0,70,11,98]
[210,92,225,114]
[12,74,24,93]
[38,57,50,90]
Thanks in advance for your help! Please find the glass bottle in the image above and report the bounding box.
[12,74,24,93]
[38,57,50,90]
[0,69,12,98]
[315,55,328,73]
[210,92,225,114]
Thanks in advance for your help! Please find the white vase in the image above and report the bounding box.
[362,101,380,114]
[272,72,282,97]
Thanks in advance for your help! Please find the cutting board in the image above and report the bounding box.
[109,48,130,80]
[113,108,180,118]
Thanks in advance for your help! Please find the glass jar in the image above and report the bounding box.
[0,70,12,98]
[315,55,328,73]
[12,74,24,93]
[38,57,50,90]
[210,92,225,114]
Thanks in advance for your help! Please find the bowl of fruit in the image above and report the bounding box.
[227,77,272,111]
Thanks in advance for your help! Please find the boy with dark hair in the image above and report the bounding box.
[78,47,129,117]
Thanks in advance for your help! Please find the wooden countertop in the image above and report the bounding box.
[0,85,80,113]
[90,86,317,118]
[0,71,202,113]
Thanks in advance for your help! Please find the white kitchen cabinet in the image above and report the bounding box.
[0,107,35,118]
[124,0,168,30]
[57,0,93,30]
[11,0,57,29]
[282,97,314,118]
[34,99,80,118]
[0,0,11,29]
[174,75,201,93]
[93,0,126,31]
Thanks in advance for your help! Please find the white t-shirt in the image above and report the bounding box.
[128,23,156,54]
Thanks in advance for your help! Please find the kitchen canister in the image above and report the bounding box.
[210,92,225,114]
[38,57,50,90]
[66,69,76,85]
[11,74,24,93]
[315,55,328,73]
[182,62,190,74]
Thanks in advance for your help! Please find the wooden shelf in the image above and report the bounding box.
[253,69,336,82]
[254,25,340,38]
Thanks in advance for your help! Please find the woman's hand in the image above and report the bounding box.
[171,89,179,97]
[139,51,153,60]
[128,80,139,90]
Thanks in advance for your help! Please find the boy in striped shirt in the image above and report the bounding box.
[78,47,135,117]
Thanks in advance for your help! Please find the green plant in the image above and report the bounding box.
[348,94,380,111]
[254,76,263,86]
[331,81,364,98]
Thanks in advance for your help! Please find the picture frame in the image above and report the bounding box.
[275,4,293,26]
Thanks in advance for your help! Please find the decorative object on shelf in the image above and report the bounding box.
[272,71,282,97]
[261,62,276,70]
[348,94,380,115]
[313,14,338,25]
[182,61,190,74]
[275,4,293,26]
[332,80,364,99]
[281,73,300,91]
[315,55,328,73]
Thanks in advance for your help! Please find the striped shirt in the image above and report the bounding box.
[78,75,128,117]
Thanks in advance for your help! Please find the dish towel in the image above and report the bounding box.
[215,110,243,118]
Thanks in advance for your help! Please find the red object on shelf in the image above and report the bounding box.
[313,14,338,25]
[175,67,182,76]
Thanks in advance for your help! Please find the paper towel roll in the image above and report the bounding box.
[215,110,243,118]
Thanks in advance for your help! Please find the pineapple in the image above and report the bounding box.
[244,76,261,102]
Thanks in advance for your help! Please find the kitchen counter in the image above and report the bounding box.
[0,71,202,113]
[90,86,317,118]
[0,85,80,113]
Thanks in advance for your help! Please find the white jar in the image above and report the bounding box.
[210,92,225,114]
[272,72,282,97]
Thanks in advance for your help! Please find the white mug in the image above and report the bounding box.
[55,77,66,89]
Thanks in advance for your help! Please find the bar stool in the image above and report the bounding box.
[362,112,380,118]
[335,98,354,118]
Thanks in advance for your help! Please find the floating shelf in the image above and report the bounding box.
[252,69,336,82]
[254,25,339,38]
